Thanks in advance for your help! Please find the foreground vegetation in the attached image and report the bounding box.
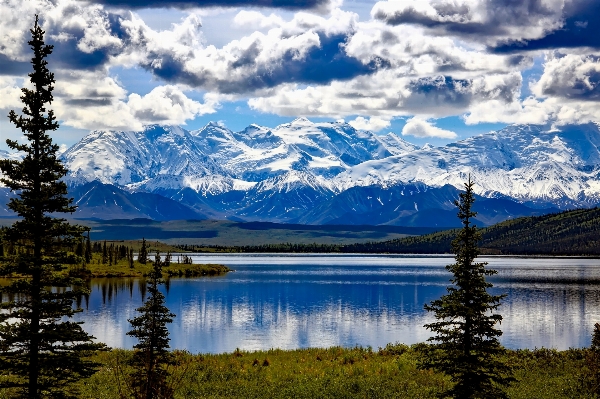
[26,345,589,398]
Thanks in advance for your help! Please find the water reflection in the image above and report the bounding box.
[71,255,600,353]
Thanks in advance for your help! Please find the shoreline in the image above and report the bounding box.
[67,262,231,279]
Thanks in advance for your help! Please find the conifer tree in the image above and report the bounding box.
[0,15,106,398]
[84,230,92,264]
[102,240,108,264]
[127,251,175,398]
[139,237,148,264]
[419,176,513,399]
[129,248,135,269]
[75,238,83,257]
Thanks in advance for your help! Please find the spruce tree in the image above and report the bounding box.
[139,237,148,264]
[127,251,175,398]
[84,230,92,264]
[0,15,106,398]
[102,240,108,264]
[419,176,513,399]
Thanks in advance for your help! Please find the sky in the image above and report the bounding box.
[1,0,600,150]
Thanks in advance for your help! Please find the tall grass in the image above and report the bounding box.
[61,344,595,399]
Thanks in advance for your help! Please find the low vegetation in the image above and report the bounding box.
[67,253,230,278]
[19,345,586,399]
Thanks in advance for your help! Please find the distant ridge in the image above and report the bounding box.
[344,207,600,255]
[3,120,600,226]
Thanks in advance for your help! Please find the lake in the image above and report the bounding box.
[73,254,600,353]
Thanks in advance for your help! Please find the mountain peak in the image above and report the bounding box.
[291,117,313,125]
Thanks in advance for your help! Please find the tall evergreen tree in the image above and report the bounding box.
[127,251,175,398]
[0,15,106,398]
[139,237,148,264]
[102,240,108,264]
[419,176,513,399]
[84,230,92,264]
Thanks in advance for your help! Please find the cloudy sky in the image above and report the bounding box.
[0,0,599,150]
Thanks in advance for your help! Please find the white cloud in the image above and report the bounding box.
[122,8,362,94]
[127,85,218,125]
[401,117,457,139]
[348,116,391,131]
[2,0,600,138]
[47,69,217,130]
[233,10,286,29]
[0,77,23,110]
[531,52,600,100]
[371,0,566,46]
[248,70,523,120]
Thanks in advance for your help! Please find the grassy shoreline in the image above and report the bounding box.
[63,344,594,398]
[68,259,231,278]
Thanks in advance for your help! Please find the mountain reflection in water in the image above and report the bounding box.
[70,255,600,353]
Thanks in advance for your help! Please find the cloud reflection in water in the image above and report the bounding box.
[73,255,600,353]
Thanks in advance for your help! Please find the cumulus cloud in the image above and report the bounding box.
[0,0,130,72]
[401,117,457,139]
[248,71,523,121]
[464,92,600,127]
[458,50,600,127]
[348,116,391,131]
[55,82,218,131]
[463,97,551,125]
[0,77,23,110]
[127,85,218,124]
[372,0,600,53]
[233,10,286,29]
[125,9,384,94]
[372,0,566,47]
[4,0,600,138]
[493,1,600,52]
[342,21,532,78]
[531,52,600,100]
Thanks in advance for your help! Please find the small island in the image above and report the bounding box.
[68,260,231,279]
[63,238,231,279]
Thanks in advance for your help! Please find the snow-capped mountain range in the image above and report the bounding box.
[3,118,600,226]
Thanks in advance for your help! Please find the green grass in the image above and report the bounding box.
[59,345,595,399]
[67,254,230,278]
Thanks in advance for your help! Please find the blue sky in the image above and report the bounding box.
[1,0,600,150]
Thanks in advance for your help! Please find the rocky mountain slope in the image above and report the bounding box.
[3,119,600,226]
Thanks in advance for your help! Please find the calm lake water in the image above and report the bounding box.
[73,254,600,353]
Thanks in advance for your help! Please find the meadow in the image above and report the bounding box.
[65,345,594,399]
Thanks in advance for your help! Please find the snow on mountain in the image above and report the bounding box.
[335,123,600,208]
[190,117,415,182]
[238,170,337,221]
[4,119,600,224]
[62,124,232,193]
[60,117,414,197]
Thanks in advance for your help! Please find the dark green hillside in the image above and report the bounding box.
[344,207,600,255]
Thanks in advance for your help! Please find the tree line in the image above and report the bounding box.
[195,207,600,255]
